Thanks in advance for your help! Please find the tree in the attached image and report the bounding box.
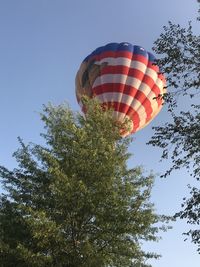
[148,4,200,252]
[0,100,167,267]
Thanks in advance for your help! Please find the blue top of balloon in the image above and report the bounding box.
[83,42,156,63]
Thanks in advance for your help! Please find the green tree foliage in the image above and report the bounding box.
[153,21,200,108]
[148,4,200,252]
[0,100,166,267]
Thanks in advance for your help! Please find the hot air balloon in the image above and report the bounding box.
[75,42,166,137]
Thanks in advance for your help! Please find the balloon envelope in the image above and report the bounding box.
[75,42,166,137]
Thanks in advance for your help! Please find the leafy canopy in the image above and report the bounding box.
[148,3,200,252]
[0,100,168,267]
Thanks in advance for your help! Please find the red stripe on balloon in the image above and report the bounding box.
[89,52,149,65]
[93,84,137,98]
[103,101,140,132]
[147,61,159,72]
[101,66,145,80]
[151,83,163,106]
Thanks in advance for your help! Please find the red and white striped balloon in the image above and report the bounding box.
[75,42,166,137]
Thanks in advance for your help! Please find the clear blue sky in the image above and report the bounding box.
[0,1,199,266]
